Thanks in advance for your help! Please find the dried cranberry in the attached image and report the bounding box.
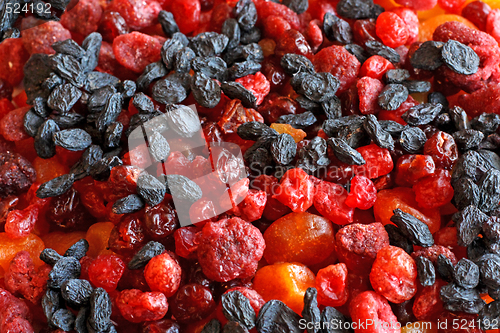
[359,55,395,80]
[108,215,147,256]
[376,12,409,48]
[144,252,182,297]
[113,32,162,73]
[21,22,72,55]
[274,168,315,213]
[116,289,169,323]
[313,180,354,225]
[170,283,216,323]
[413,169,454,209]
[5,205,38,239]
[395,154,436,186]
[60,0,103,36]
[0,152,36,198]
[316,263,349,307]
[423,131,459,170]
[88,254,126,293]
[274,29,313,60]
[462,1,491,31]
[353,143,394,179]
[144,201,179,240]
[170,0,201,34]
[108,0,162,30]
[345,175,377,210]
[349,291,400,333]
[99,11,130,43]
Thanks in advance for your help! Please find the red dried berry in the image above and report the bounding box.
[174,226,200,259]
[423,131,459,170]
[99,11,130,43]
[369,245,417,303]
[353,143,394,179]
[395,0,437,11]
[411,245,458,265]
[224,287,265,315]
[391,8,419,45]
[170,0,201,34]
[273,168,314,213]
[88,254,126,292]
[256,1,301,30]
[0,107,31,142]
[345,175,377,210]
[116,289,169,323]
[21,21,72,55]
[413,169,454,209]
[313,46,361,94]
[237,189,267,223]
[170,283,216,323]
[274,29,313,59]
[0,99,15,119]
[113,32,163,74]
[0,288,33,333]
[412,279,447,321]
[108,215,146,256]
[0,39,29,87]
[395,154,436,186]
[305,19,324,53]
[144,252,182,297]
[316,263,349,307]
[4,251,49,304]
[251,175,291,221]
[438,0,467,13]
[357,77,384,115]
[197,217,265,282]
[486,9,500,43]
[376,12,409,48]
[235,72,271,106]
[353,19,379,47]
[336,222,390,274]
[258,94,298,124]
[5,205,39,239]
[108,0,162,30]
[349,291,400,333]
[462,1,491,31]
[378,95,419,125]
[60,0,103,36]
[218,99,264,135]
[0,152,36,198]
[360,55,395,80]
[313,180,354,225]
[262,16,291,41]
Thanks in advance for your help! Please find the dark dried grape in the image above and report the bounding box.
[384,69,410,84]
[112,194,145,214]
[323,12,353,44]
[410,41,444,71]
[223,321,249,333]
[192,57,228,81]
[119,80,136,100]
[297,136,330,171]
[240,27,261,45]
[165,174,203,203]
[320,307,350,333]
[174,47,196,74]
[191,72,221,109]
[88,86,116,114]
[81,33,102,74]
[427,91,449,109]
[221,81,257,108]
[256,300,302,333]
[478,301,500,330]
[402,103,443,126]
[49,54,86,88]
[385,224,413,254]
[234,0,258,31]
[222,291,256,329]
[302,288,321,333]
[440,283,485,314]
[37,174,75,198]
[478,169,500,212]
[222,19,241,50]
[403,80,432,94]
[24,109,45,138]
[65,239,89,259]
[190,32,229,57]
[363,114,394,150]
[42,289,63,323]
[322,97,342,120]
[437,254,455,282]
[61,279,93,307]
[53,129,92,151]
[345,44,369,64]
[365,40,400,63]
[456,205,489,247]
[441,39,480,75]
[453,129,485,150]
[449,106,470,131]
[390,209,434,247]
[296,96,320,111]
[137,173,167,207]
[228,61,262,80]
[161,33,188,70]
[96,93,123,132]
[165,104,202,138]
[48,256,81,289]
[84,72,120,93]
[128,241,165,270]
[378,84,408,111]
[47,83,82,114]
[53,39,85,60]
[88,288,112,332]
[152,78,187,105]
[336,0,376,19]
[276,111,317,129]
[471,113,500,134]
[453,258,480,289]
[280,54,315,76]
[416,256,436,287]
[104,122,123,150]
[158,10,179,38]
[136,62,168,91]
[147,131,170,162]
[51,308,76,331]
[379,120,406,135]
[477,254,500,290]
[483,217,500,243]
[399,127,427,154]
[282,0,308,14]
[132,92,154,114]
[202,319,221,333]
[40,248,63,266]
[89,156,123,181]
[297,73,340,103]
[453,178,480,211]
[237,122,277,141]
[271,134,297,165]
[75,307,88,333]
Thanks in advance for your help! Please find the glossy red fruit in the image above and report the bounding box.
[370,246,417,304]
[353,143,394,179]
[413,169,454,209]
[360,55,395,80]
[0,107,31,142]
[412,279,447,321]
[170,0,201,34]
[107,0,162,30]
[116,289,169,323]
[349,291,400,333]
[423,131,459,170]
[235,72,271,106]
[174,226,200,259]
[113,32,162,73]
[21,21,72,55]
[256,1,301,30]
[0,39,29,86]
[316,263,349,307]
[462,1,491,31]
[99,11,130,43]
[345,175,377,210]
[60,0,103,36]
[170,283,216,323]
[376,12,409,48]
[313,181,354,225]
[395,0,437,11]
[357,76,384,114]
[4,205,39,239]
[411,245,458,265]
[391,8,419,45]
[108,215,146,256]
[88,254,126,292]
[237,189,267,222]
[144,252,182,297]
[274,168,314,213]
[263,16,291,41]
[274,29,313,59]
[395,154,436,186]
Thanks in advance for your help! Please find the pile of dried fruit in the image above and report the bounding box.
[0,0,500,331]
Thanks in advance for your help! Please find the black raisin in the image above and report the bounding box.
[471,113,500,134]
[390,208,434,247]
[61,279,94,308]
[174,47,196,74]
[440,283,485,314]
[221,81,257,108]
[164,174,203,203]
[52,39,85,60]
[151,77,187,105]
[449,106,470,131]
[237,121,277,141]
[323,12,353,44]
[88,288,112,332]
[234,0,258,31]
[89,156,123,181]
[378,84,408,111]
[158,10,179,38]
[478,169,500,212]
[42,289,63,323]
[456,205,489,247]
[385,224,413,254]
[365,40,400,63]
[399,126,427,154]
[402,80,432,94]
[436,254,455,282]
[53,129,92,151]
[256,300,302,333]
[161,32,188,70]
[112,194,145,215]
[363,114,395,150]
[47,83,82,114]
[453,258,480,289]
[190,32,229,57]
[137,173,167,207]
[165,104,202,138]
[221,291,256,329]
[191,72,222,109]
[51,308,76,331]
[402,103,443,126]
[322,97,342,120]
[441,39,480,75]
[319,307,351,333]
[345,43,369,64]
[40,248,63,266]
[416,256,436,287]
[453,177,481,210]
[336,0,376,19]
[383,69,410,84]
[192,56,228,81]
[48,256,81,289]
[378,120,406,135]
[136,62,168,91]
[36,173,75,199]
[276,111,317,129]
[271,134,297,165]
[64,239,89,259]
[23,108,45,138]
[297,73,340,103]
[410,41,444,71]
[202,319,221,333]
[128,241,165,270]
[302,288,321,333]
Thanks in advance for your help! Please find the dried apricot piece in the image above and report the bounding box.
[86,222,116,258]
[264,212,335,266]
[42,231,87,255]
[0,233,45,273]
[253,262,315,315]
[270,123,307,143]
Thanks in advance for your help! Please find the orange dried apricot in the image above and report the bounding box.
[374,187,441,234]
[42,231,87,255]
[86,222,115,258]
[270,123,307,143]
[33,156,69,183]
[263,212,335,266]
[0,233,44,274]
[253,262,315,314]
